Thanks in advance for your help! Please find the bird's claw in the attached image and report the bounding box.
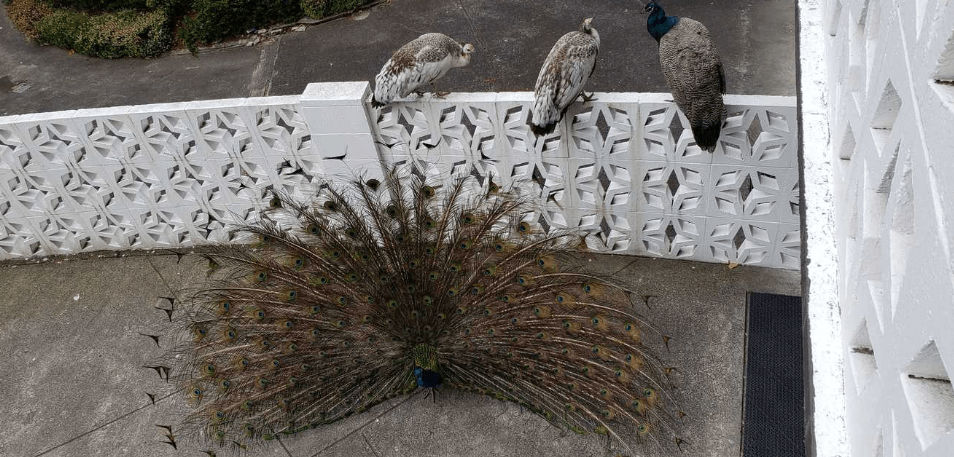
[433,90,451,98]
[581,92,596,102]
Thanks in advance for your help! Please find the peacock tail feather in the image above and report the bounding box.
[159,165,680,452]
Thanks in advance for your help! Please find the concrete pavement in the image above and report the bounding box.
[1,0,795,116]
[0,252,800,456]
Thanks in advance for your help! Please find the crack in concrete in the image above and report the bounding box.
[311,394,413,456]
[32,391,177,457]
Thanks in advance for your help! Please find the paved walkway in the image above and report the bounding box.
[0,253,799,457]
[1,0,795,116]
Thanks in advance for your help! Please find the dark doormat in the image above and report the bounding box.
[742,292,805,456]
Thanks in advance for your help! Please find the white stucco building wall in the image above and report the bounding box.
[803,0,954,454]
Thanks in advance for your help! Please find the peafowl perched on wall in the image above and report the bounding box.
[155,164,681,454]
[528,18,600,137]
[644,3,727,152]
[372,33,475,108]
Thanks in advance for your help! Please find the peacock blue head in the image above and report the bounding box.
[645,2,679,42]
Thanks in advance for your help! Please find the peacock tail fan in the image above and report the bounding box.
[161,165,682,452]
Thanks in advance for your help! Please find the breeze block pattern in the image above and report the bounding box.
[823,0,954,454]
[1,83,798,269]
[372,92,798,268]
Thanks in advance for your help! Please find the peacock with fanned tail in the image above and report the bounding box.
[155,165,682,454]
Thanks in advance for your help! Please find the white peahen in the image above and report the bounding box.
[372,33,475,107]
[528,18,600,137]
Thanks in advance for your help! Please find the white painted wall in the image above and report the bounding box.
[0,84,799,269]
[807,0,954,454]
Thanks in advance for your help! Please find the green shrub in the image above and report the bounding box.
[301,0,366,20]
[35,8,173,58]
[47,0,150,11]
[178,0,301,47]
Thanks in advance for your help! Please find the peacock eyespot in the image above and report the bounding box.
[625,354,634,362]
[308,224,319,235]
[225,328,237,340]
[637,424,649,434]
[582,284,592,293]
[555,295,565,303]
[592,346,600,354]
[421,186,435,198]
[240,358,250,367]
[494,242,505,252]
[536,332,545,339]
[294,257,305,269]
[336,320,347,328]
[347,272,359,282]
[310,305,321,314]
[487,328,495,335]
[463,328,471,335]
[643,388,655,398]
[283,320,294,329]
[256,271,267,282]
[456,307,467,315]
[591,317,600,326]
[256,309,266,320]
[271,359,281,368]
[192,387,202,396]
[219,301,231,313]
[533,307,542,315]
[287,343,298,352]
[462,213,475,224]
[323,200,338,211]
[287,290,297,301]
[423,295,433,305]
[345,228,358,238]
[337,296,347,305]
[428,271,439,281]
[387,299,398,309]
[625,323,633,331]
[449,262,462,272]
[448,287,460,296]
[410,310,419,318]
[437,313,446,319]
[562,321,571,329]
[483,308,492,316]
[510,317,519,324]
[615,370,624,378]
[582,367,590,374]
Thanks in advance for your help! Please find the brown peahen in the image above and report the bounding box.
[529,18,600,137]
[155,165,681,454]
[645,2,727,152]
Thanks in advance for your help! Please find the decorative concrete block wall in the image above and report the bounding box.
[821,0,954,454]
[0,83,799,269]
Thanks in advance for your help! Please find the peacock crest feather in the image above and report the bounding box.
[153,165,682,453]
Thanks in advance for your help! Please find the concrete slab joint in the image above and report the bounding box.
[0,84,799,271]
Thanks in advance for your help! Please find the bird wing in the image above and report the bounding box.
[552,35,599,112]
[530,31,599,132]
[658,18,725,121]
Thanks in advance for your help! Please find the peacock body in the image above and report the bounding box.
[372,33,474,108]
[159,166,679,454]
[645,3,727,152]
[529,18,600,137]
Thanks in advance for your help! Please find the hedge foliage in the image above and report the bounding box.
[34,8,172,58]
[6,0,374,58]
